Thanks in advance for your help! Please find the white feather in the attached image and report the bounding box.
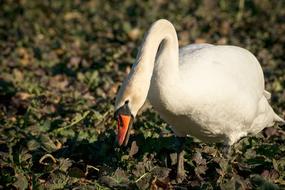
[115,19,284,146]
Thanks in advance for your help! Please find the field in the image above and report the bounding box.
[1,0,285,189]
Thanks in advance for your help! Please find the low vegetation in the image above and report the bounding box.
[0,0,284,189]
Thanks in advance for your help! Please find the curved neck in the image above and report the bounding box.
[133,19,179,82]
[128,19,180,94]
[115,20,179,116]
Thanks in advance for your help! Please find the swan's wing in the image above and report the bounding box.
[178,46,266,129]
[179,44,214,56]
[179,45,265,96]
[263,90,271,100]
[179,43,214,65]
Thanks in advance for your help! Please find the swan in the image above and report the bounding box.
[114,19,284,180]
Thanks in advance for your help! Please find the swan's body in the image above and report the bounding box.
[148,44,281,145]
[115,19,284,147]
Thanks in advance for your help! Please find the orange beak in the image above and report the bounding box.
[117,114,132,146]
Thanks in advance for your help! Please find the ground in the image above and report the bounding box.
[0,0,285,189]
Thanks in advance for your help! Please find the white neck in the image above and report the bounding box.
[135,19,179,77]
[115,19,180,115]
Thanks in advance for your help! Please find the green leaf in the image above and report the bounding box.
[68,167,85,178]
[27,139,40,151]
[55,111,90,132]
[40,135,58,152]
[13,174,28,190]
[45,171,69,190]
[58,158,73,173]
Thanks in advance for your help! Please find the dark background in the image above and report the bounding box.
[0,0,284,189]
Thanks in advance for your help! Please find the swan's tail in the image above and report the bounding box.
[263,91,284,125]
[274,113,285,124]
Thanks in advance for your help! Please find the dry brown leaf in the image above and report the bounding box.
[129,141,139,157]
[128,28,141,41]
[15,92,32,100]
[195,38,207,44]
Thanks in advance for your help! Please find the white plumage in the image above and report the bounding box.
[115,19,284,147]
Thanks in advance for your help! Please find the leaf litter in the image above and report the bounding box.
[0,0,285,189]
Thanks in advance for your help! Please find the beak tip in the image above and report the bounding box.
[116,114,132,147]
[117,138,123,146]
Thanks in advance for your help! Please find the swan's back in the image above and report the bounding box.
[179,45,264,99]
[179,43,214,58]
[160,45,283,144]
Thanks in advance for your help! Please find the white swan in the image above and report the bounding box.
[114,19,284,179]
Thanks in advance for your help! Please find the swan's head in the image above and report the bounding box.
[114,69,150,146]
[114,99,134,147]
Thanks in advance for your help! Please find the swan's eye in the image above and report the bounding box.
[114,101,133,120]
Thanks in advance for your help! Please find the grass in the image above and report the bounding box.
[0,0,285,189]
